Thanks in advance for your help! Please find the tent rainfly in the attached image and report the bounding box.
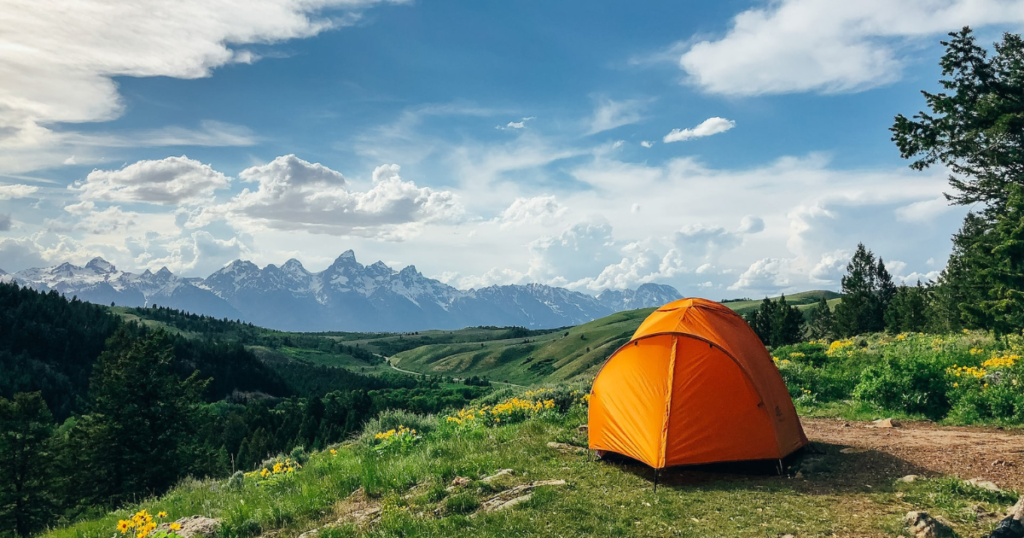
[588,298,808,471]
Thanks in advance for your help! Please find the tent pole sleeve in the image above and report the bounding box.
[659,337,678,469]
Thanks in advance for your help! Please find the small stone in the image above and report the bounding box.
[899,475,919,483]
[781,535,796,538]
[967,478,1002,492]
[904,511,954,538]
[872,418,901,428]
[481,469,514,483]
[163,516,221,538]
[794,471,804,479]
[451,476,472,487]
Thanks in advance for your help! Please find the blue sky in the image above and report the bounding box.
[1,0,1022,297]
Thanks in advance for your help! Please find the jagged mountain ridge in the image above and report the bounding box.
[1,251,682,332]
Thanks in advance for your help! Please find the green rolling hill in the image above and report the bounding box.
[390,291,841,385]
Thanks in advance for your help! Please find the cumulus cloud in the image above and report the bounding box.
[74,206,141,235]
[640,141,654,148]
[663,117,735,143]
[729,257,793,292]
[0,0,399,172]
[498,195,567,228]
[738,215,765,234]
[0,184,39,200]
[194,156,462,239]
[71,155,230,205]
[527,221,619,285]
[587,98,646,135]
[678,0,1024,96]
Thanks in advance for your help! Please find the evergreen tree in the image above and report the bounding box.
[892,28,1024,211]
[929,213,996,332]
[0,392,57,538]
[971,186,1024,334]
[875,258,898,327]
[66,329,209,508]
[745,295,803,347]
[885,282,931,333]
[835,243,878,336]
[806,296,836,340]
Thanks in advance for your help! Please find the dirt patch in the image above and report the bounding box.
[802,418,1024,491]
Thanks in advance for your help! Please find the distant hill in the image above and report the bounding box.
[389,291,843,384]
[2,252,682,332]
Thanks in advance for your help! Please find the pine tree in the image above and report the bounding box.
[885,282,931,333]
[973,186,1024,335]
[0,392,57,538]
[66,329,209,507]
[930,213,996,332]
[806,296,835,340]
[771,295,805,347]
[875,258,898,329]
[835,243,878,336]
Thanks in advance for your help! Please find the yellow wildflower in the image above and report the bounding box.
[170,522,182,531]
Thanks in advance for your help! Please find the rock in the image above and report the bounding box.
[968,478,1002,492]
[577,425,589,434]
[872,418,901,428]
[481,469,514,483]
[478,479,567,513]
[328,487,381,528]
[450,476,472,487]
[904,511,955,538]
[165,516,220,538]
[899,475,919,483]
[781,535,796,538]
[297,529,319,538]
[982,496,1024,538]
[840,447,869,454]
[547,442,587,453]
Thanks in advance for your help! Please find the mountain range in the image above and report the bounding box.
[0,251,681,332]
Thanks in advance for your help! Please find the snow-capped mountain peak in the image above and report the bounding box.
[6,252,682,332]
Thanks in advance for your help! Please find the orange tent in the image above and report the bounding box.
[588,298,808,469]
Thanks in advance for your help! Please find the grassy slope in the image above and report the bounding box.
[390,308,655,385]
[41,406,1017,538]
[390,291,842,385]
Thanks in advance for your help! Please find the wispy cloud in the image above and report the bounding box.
[663,117,735,143]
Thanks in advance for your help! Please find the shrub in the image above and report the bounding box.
[854,354,951,419]
[359,409,438,446]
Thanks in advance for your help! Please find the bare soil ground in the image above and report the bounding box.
[802,417,1024,491]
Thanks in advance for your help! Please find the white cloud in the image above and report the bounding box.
[809,250,850,285]
[497,117,535,130]
[499,195,567,228]
[895,196,954,222]
[0,0,398,171]
[71,155,230,205]
[640,141,654,148]
[738,215,765,234]
[663,117,735,143]
[527,220,619,285]
[729,257,793,292]
[194,156,463,240]
[587,98,647,135]
[0,184,39,200]
[74,206,140,235]
[678,0,1024,96]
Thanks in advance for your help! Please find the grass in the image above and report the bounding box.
[41,392,1020,538]
[389,308,654,385]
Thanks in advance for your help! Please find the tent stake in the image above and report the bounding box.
[777,459,783,476]
[653,469,659,492]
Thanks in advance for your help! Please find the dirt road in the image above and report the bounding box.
[801,417,1024,491]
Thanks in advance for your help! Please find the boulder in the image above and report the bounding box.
[904,511,954,538]
[984,496,1024,538]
